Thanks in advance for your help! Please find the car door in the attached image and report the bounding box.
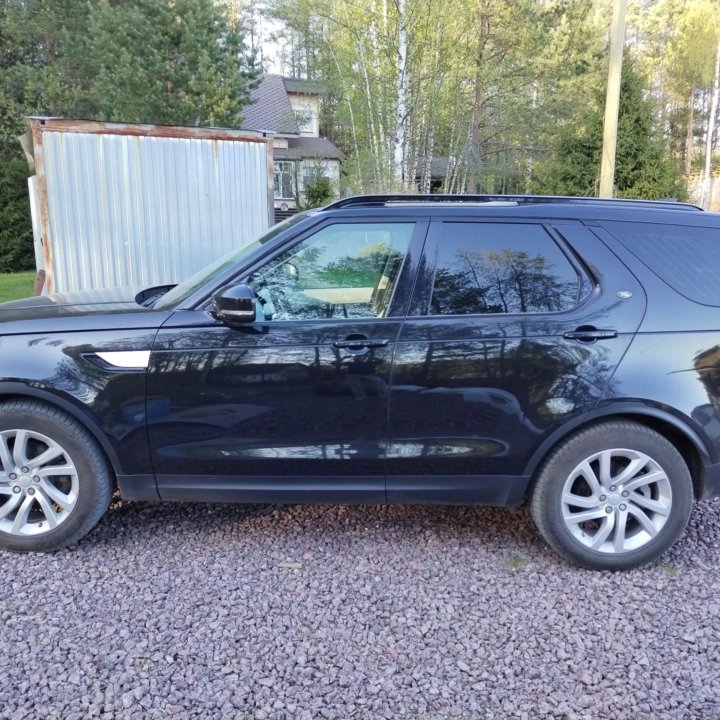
[386,219,647,504]
[147,218,427,502]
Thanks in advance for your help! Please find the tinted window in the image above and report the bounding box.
[602,221,720,306]
[247,222,414,320]
[430,223,581,315]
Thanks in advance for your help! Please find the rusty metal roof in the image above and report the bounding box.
[28,116,270,141]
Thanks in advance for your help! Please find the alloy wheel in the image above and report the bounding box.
[561,448,672,554]
[0,429,79,536]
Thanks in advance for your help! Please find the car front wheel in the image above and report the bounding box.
[0,400,113,553]
[530,421,693,570]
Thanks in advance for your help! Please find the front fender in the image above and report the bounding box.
[0,329,156,476]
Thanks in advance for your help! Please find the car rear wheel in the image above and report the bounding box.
[530,421,693,570]
[0,400,112,553]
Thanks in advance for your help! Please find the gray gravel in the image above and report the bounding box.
[2,497,720,720]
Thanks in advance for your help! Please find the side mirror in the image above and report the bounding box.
[211,283,256,324]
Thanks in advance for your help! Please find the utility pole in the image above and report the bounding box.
[701,38,720,209]
[599,0,627,198]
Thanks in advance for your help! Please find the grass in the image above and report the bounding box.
[505,554,529,571]
[658,562,681,578]
[0,272,36,303]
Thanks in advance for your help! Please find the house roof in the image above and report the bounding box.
[430,157,449,178]
[414,157,450,179]
[283,77,326,95]
[241,75,343,162]
[274,137,342,161]
[241,75,300,135]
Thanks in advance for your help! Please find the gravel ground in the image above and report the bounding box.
[2,497,720,720]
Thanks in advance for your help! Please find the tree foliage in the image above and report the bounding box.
[302,166,333,208]
[535,57,687,199]
[266,0,611,194]
[267,0,717,202]
[0,153,34,272]
[628,0,720,175]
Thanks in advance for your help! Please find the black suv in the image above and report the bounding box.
[1,194,719,569]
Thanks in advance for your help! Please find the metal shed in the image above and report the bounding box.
[26,118,274,294]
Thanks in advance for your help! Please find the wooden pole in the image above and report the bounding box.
[701,38,720,208]
[599,0,627,198]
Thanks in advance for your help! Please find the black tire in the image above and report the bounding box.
[0,400,113,553]
[530,421,693,570]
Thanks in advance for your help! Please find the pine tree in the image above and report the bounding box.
[535,56,686,199]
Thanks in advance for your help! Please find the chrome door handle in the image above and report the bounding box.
[563,328,618,341]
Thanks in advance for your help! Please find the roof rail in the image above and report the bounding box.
[324,194,703,212]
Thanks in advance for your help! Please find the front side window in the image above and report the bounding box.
[274,161,296,199]
[430,223,581,315]
[247,223,414,321]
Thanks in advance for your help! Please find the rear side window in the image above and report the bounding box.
[602,221,720,306]
[430,222,582,315]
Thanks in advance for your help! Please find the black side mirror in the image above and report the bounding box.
[211,283,256,324]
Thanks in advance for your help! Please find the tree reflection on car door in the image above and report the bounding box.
[147,220,425,502]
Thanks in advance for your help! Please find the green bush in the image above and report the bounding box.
[303,169,334,208]
[0,148,34,273]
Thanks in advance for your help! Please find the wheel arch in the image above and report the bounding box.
[0,382,121,484]
[524,405,710,501]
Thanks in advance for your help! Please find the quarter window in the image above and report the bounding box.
[430,223,581,315]
[248,223,414,321]
[601,221,720,306]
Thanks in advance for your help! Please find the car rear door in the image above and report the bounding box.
[386,218,647,504]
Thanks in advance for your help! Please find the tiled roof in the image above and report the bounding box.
[274,137,342,161]
[241,75,300,135]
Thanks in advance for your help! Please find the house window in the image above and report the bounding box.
[274,161,296,199]
[294,108,317,134]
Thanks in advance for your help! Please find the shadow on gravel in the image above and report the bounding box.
[77,495,720,572]
[90,498,542,556]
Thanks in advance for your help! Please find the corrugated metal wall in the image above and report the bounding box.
[37,124,271,293]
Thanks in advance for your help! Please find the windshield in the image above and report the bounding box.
[153,211,314,310]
